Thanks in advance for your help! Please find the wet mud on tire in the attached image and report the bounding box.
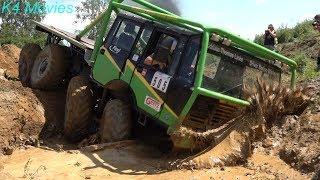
[30,44,69,90]
[99,99,132,143]
[64,76,93,142]
[18,43,41,87]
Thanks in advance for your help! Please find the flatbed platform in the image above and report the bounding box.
[34,21,95,50]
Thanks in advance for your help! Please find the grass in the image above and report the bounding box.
[292,53,320,81]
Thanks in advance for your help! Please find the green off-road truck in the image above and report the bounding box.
[18,0,297,150]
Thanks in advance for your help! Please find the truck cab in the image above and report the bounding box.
[91,13,285,148]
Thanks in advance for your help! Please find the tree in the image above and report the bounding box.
[0,0,47,47]
[75,0,110,40]
[74,0,180,39]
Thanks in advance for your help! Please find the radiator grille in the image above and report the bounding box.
[183,96,240,132]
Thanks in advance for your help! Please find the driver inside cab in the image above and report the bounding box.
[144,35,177,72]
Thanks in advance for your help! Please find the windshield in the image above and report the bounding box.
[203,41,281,99]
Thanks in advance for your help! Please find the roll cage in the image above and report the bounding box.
[76,0,297,108]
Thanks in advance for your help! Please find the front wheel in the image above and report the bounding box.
[64,75,93,142]
[99,99,132,142]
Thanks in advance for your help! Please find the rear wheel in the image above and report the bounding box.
[64,75,93,142]
[100,99,132,142]
[18,43,41,87]
[30,44,69,90]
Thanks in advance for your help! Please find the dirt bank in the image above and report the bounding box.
[0,44,66,155]
[0,44,20,78]
[0,45,44,155]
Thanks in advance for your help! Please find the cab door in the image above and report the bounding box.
[92,18,141,85]
[127,28,184,124]
[165,36,200,115]
[123,26,170,118]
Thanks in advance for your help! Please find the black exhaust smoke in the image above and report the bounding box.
[148,0,180,15]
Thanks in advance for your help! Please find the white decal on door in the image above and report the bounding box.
[109,45,121,54]
[151,71,172,93]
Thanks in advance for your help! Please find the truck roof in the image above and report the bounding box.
[116,13,200,36]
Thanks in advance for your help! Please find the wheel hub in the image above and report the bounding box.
[37,58,48,77]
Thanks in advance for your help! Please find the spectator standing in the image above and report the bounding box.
[264,24,277,50]
[313,14,320,71]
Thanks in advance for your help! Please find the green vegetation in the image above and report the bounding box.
[292,53,308,73]
[254,20,317,45]
[74,0,180,39]
[75,0,109,39]
[254,20,320,82]
[293,53,320,81]
[289,53,318,82]
[0,0,47,47]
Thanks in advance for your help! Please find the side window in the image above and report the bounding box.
[137,33,179,95]
[204,53,221,79]
[105,19,121,46]
[131,28,153,62]
[143,34,178,75]
[104,19,140,69]
[178,37,201,84]
[111,21,140,51]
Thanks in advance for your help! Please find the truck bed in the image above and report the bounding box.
[34,21,95,50]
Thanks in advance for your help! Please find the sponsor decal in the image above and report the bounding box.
[209,43,244,62]
[144,96,162,112]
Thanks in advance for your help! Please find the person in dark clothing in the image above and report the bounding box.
[264,24,277,50]
[144,35,177,71]
[313,14,320,70]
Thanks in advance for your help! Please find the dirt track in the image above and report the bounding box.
[0,143,310,179]
[0,44,319,179]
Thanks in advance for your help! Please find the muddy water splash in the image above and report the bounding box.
[169,79,313,170]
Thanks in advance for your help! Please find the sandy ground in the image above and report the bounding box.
[0,143,309,180]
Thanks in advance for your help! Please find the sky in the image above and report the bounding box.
[43,0,320,40]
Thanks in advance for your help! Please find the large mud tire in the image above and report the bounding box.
[100,99,132,142]
[30,44,69,90]
[64,76,93,142]
[18,43,41,87]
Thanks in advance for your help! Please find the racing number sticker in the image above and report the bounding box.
[151,71,172,93]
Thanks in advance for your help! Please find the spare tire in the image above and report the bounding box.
[30,44,69,90]
[18,43,42,87]
[64,75,93,142]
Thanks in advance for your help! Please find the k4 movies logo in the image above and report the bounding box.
[1,0,75,14]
